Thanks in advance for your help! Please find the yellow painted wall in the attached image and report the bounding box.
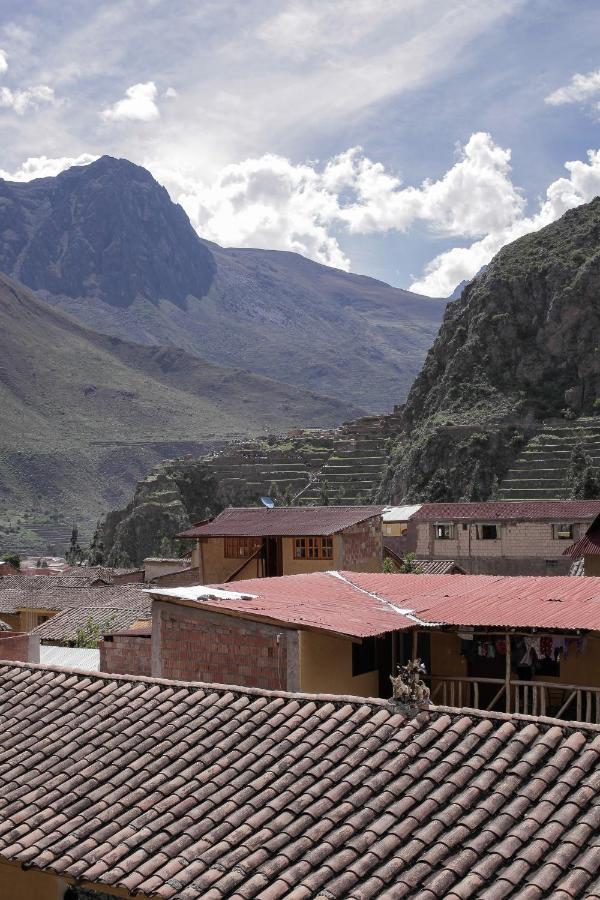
[299,630,379,697]
[201,538,261,584]
[281,536,341,575]
[0,864,67,899]
[383,523,407,536]
[584,556,600,576]
[18,608,58,631]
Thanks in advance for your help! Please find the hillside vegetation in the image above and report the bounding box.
[0,272,361,554]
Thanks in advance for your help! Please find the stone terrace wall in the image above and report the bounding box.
[100,632,152,676]
[153,601,299,691]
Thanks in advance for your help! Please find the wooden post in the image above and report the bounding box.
[412,628,418,660]
[391,630,397,676]
[505,632,511,713]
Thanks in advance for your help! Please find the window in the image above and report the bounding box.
[476,524,498,540]
[36,614,50,625]
[352,637,377,676]
[435,523,455,540]
[553,523,574,540]
[294,536,333,560]
[224,537,262,558]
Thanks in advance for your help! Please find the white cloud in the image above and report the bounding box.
[0,84,57,115]
[172,154,349,269]
[0,49,7,74]
[410,149,600,295]
[101,81,160,122]
[157,132,600,297]
[164,86,177,99]
[0,153,98,182]
[545,70,600,107]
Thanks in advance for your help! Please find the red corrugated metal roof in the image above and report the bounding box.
[413,501,600,521]
[151,571,600,637]
[176,506,384,539]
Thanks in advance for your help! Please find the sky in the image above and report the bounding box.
[1,0,600,296]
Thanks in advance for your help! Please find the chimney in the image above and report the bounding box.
[390,658,430,718]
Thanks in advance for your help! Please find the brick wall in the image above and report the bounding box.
[100,633,152,676]
[0,632,39,663]
[154,601,298,690]
[340,517,383,572]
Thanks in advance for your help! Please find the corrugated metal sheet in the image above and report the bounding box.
[151,570,600,637]
[39,645,100,670]
[177,506,384,539]
[413,501,600,522]
[381,505,422,522]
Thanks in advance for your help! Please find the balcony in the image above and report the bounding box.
[427,675,600,724]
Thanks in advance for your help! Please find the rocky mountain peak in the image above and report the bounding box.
[0,155,215,308]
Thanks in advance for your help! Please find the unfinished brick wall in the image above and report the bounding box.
[100,633,152,676]
[0,632,39,663]
[154,601,296,690]
[341,517,383,572]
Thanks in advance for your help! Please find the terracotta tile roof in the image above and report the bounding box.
[0,662,598,899]
[30,603,152,641]
[414,500,600,521]
[383,544,464,575]
[151,571,600,637]
[177,505,384,539]
[0,584,146,614]
[564,533,600,558]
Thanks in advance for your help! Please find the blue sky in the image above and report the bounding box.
[1,0,600,296]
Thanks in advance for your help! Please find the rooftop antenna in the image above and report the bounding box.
[260,496,275,510]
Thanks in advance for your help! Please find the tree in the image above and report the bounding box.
[74,614,116,648]
[384,552,423,574]
[319,479,330,506]
[65,523,83,566]
[2,553,20,570]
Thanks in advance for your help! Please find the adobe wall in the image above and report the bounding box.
[415,521,586,566]
[0,631,39,663]
[152,600,299,690]
[200,538,261,584]
[340,517,383,572]
[281,536,340,575]
[100,633,152,676]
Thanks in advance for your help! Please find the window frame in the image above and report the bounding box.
[475,523,499,541]
[552,523,574,540]
[435,522,455,540]
[224,536,262,559]
[293,536,334,560]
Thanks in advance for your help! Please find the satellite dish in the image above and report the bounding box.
[260,496,275,509]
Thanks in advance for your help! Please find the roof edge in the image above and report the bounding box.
[1,660,599,733]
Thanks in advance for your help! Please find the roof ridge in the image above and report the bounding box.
[1,660,599,733]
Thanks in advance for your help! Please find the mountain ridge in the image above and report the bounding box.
[0,155,447,410]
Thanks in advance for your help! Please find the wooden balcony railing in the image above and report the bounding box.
[427,675,600,724]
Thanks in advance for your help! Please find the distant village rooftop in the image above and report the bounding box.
[176,504,384,539]
[0,661,598,899]
[413,500,600,521]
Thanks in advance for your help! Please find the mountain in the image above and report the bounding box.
[0,156,446,410]
[381,196,600,503]
[0,271,362,554]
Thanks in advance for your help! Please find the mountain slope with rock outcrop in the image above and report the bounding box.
[381,197,600,503]
[0,155,446,411]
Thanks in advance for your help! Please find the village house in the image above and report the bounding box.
[399,500,600,575]
[0,660,598,899]
[100,571,600,724]
[176,505,384,583]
